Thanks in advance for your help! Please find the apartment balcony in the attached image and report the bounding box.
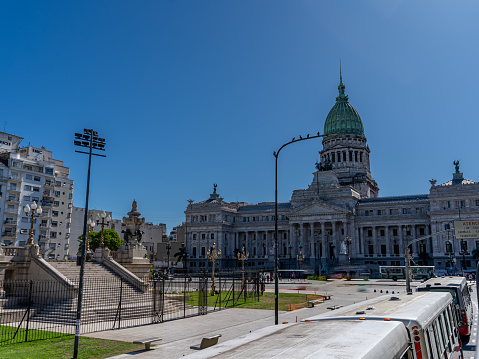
[1,232,16,238]
[6,197,19,203]
[41,201,52,208]
[0,176,8,182]
[3,221,17,227]
[4,209,19,215]
[40,223,50,229]
[7,187,20,193]
[44,181,54,188]
[40,211,51,218]
[39,235,50,242]
[8,176,22,183]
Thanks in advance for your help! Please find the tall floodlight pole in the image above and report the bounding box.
[73,129,106,359]
[273,132,331,325]
[404,228,453,295]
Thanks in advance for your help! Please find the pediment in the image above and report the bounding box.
[289,201,349,217]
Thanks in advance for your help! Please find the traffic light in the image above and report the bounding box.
[445,241,452,253]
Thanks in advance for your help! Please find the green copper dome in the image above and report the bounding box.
[324,74,365,138]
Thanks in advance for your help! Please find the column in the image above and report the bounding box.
[309,222,314,258]
[385,226,390,257]
[372,226,377,257]
[321,222,326,259]
[399,225,404,258]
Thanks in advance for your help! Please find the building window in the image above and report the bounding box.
[26,174,33,180]
[53,201,59,207]
[32,187,40,192]
[419,228,425,236]
[381,245,386,255]
[455,200,465,208]
[193,247,197,258]
[210,233,214,240]
[367,229,372,237]
[380,229,385,236]
[193,234,197,240]
[24,185,32,191]
[394,244,399,255]
[34,176,41,181]
[393,228,398,236]
[201,233,205,240]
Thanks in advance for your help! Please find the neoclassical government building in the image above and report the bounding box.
[182,76,479,275]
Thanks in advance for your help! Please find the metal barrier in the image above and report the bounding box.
[0,270,264,345]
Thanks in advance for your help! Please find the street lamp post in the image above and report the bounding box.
[86,218,95,253]
[288,243,292,270]
[73,129,106,359]
[166,241,172,274]
[273,132,333,325]
[24,201,42,246]
[344,237,352,265]
[297,243,304,271]
[405,228,453,295]
[207,242,221,296]
[237,246,249,287]
[96,211,111,249]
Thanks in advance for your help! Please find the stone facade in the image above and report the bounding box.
[181,77,479,275]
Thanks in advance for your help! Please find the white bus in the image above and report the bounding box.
[417,276,473,339]
[309,291,463,359]
[184,292,462,359]
[183,320,411,359]
[380,265,435,281]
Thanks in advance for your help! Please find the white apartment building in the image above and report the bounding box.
[0,131,74,259]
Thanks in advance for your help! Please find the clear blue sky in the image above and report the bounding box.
[1,1,478,232]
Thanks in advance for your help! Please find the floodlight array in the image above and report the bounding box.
[74,129,106,150]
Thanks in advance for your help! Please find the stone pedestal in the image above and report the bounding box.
[8,244,41,281]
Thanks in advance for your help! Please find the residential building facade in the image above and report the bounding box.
[0,132,74,259]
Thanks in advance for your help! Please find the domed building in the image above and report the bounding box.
[181,73,479,277]
[320,73,378,198]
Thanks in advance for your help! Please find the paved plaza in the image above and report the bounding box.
[83,279,427,358]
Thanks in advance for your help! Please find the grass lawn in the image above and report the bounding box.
[0,334,142,359]
[186,291,323,311]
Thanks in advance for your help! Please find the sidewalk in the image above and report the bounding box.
[86,280,393,358]
[93,308,303,359]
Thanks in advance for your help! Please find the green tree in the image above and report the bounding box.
[79,229,122,252]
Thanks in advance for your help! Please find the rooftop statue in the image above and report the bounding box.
[315,158,332,172]
[453,160,460,174]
